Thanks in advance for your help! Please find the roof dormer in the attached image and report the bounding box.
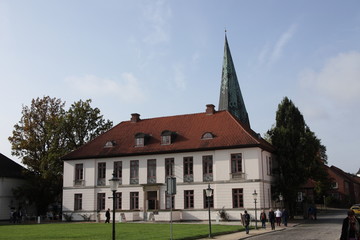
[135,132,149,147]
[161,130,176,145]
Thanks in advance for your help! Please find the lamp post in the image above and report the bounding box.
[109,173,120,240]
[252,190,258,230]
[205,184,213,238]
[279,193,283,209]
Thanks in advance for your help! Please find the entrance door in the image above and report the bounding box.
[147,191,157,210]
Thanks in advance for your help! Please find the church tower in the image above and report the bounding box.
[218,34,250,127]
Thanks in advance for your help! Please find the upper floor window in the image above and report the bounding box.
[231,153,242,173]
[183,157,193,182]
[135,133,148,147]
[165,158,174,177]
[74,164,84,186]
[201,132,214,140]
[266,156,272,175]
[161,130,176,145]
[97,162,106,186]
[114,161,122,178]
[147,159,156,184]
[130,160,139,184]
[203,155,213,182]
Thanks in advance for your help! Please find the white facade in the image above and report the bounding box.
[62,147,275,222]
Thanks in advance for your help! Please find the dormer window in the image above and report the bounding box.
[161,130,176,145]
[201,132,214,140]
[104,140,116,148]
[135,133,148,147]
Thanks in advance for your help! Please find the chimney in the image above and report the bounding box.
[131,113,140,123]
[206,104,215,115]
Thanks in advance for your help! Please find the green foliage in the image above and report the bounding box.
[8,96,113,215]
[62,212,73,222]
[218,207,230,221]
[80,213,93,221]
[267,97,330,214]
[0,223,242,240]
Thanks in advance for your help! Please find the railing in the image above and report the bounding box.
[183,174,194,182]
[74,179,85,186]
[130,178,139,185]
[203,173,213,182]
[230,172,246,180]
[97,178,106,186]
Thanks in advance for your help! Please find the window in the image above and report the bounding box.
[74,194,82,210]
[203,189,214,208]
[130,192,139,210]
[165,158,174,177]
[115,192,122,210]
[135,133,147,147]
[232,188,243,208]
[97,193,106,210]
[114,161,122,179]
[231,154,242,173]
[161,130,175,145]
[184,190,194,209]
[98,162,106,186]
[165,194,175,209]
[201,132,214,139]
[147,159,156,184]
[161,135,171,145]
[183,157,193,182]
[266,156,272,175]
[203,155,213,182]
[104,140,115,148]
[331,182,338,189]
[130,160,139,184]
[74,164,84,186]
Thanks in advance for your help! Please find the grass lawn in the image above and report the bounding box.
[0,222,243,240]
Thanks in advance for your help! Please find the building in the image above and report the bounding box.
[62,35,276,222]
[0,153,25,220]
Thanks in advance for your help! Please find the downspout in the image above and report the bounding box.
[261,150,266,208]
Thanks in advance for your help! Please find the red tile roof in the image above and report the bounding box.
[62,109,274,160]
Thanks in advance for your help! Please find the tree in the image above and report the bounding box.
[64,99,113,151]
[9,96,113,215]
[267,97,329,215]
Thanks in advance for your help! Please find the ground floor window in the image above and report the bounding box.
[232,188,243,208]
[97,193,106,210]
[115,192,122,210]
[130,192,139,210]
[74,194,82,210]
[184,190,194,209]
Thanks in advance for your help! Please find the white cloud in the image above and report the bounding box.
[270,24,297,65]
[65,73,146,102]
[299,51,360,104]
[141,0,172,45]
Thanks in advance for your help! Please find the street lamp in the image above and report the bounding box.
[279,193,283,209]
[109,173,120,240]
[252,190,258,230]
[205,184,213,238]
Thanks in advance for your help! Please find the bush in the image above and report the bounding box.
[218,207,229,221]
[63,213,73,222]
[80,214,92,221]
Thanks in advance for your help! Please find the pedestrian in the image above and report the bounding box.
[275,208,282,226]
[105,208,110,223]
[269,209,275,230]
[282,208,289,227]
[244,210,250,234]
[260,209,267,229]
[340,209,360,240]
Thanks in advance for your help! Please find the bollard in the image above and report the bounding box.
[37,216,40,224]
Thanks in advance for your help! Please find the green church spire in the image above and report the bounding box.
[218,34,250,127]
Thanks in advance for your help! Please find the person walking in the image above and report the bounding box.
[282,209,289,227]
[268,209,275,230]
[105,208,110,223]
[340,209,360,240]
[260,210,267,229]
[244,210,250,234]
[275,209,282,226]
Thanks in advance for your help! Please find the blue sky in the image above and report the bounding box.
[1,0,359,173]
